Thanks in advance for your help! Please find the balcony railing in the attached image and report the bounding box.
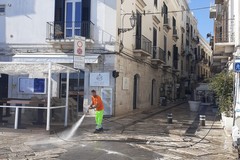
[210,5,216,18]
[215,0,223,4]
[163,15,171,30]
[192,35,199,43]
[215,32,235,43]
[152,47,165,62]
[46,21,94,40]
[135,35,152,54]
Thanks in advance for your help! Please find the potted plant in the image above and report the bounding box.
[209,71,234,131]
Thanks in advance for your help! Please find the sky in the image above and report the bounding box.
[188,0,214,40]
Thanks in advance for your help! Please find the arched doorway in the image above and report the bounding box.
[151,79,156,106]
[133,74,140,109]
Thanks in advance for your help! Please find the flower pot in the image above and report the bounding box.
[221,113,233,132]
[188,101,201,112]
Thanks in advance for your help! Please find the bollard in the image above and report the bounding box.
[167,113,173,124]
[199,115,206,126]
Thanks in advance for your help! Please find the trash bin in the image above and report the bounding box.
[160,96,167,106]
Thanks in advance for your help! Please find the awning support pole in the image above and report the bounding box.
[46,62,52,131]
[14,107,19,129]
[64,70,70,127]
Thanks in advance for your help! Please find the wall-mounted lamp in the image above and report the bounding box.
[118,11,137,35]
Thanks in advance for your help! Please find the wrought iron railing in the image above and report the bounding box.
[46,21,94,40]
[215,32,235,43]
[215,19,235,43]
[135,35,152,54]
[163,14,171,26]
[152,47,165,62]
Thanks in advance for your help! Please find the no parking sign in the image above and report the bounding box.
[74,36,85,69]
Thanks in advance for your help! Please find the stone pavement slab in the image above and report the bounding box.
[0,102,238,159]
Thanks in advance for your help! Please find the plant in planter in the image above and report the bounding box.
[209,71,234,130]
[209,71,233,116]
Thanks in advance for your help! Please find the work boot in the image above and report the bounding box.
[93,128,103,134]
[94,129,101,133]
[99,127,103,132]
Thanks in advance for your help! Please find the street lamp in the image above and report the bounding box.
[118,11,137,35]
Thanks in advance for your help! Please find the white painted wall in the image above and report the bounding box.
[91,0,117,48]
[0,0,55,45]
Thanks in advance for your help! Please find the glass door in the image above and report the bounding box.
[65,0,82,38]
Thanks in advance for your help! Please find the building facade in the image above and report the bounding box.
[210,0,240,146]
[210,0,235,73]
[0,0,206,116]
[196,35,213,82]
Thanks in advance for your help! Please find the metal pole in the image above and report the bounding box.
[77,69,80,113]
[64,70,70,127]
[46,62,52,131]
[14,107,19,129]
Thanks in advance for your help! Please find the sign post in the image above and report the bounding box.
[74,36,86,112]
[74,36,86,70]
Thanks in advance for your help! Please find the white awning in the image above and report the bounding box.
[0,62,77,77]
[0,61,74,131]
[12,53,100,64]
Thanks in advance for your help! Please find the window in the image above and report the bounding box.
[153,27,157,58]
[181,60,183,71]
[0,5,5,15]
[172,17,176,27]
[162,2,168,16]
[154,0,158,8]
[164,36,167,61]
[153,27,157,47]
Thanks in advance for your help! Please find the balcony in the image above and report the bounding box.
[163,15,171,32]
[134,35,152,57]
[46,21,94,43]
[210,5,216,19]
[180,44,185,56]
[215,0,223,4]
[192,36,199,43]
[203,59,208,65]
[215,31,235,54]
[151,47,165,64]
[172,27,179,41]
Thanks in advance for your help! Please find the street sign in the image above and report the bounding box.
[74,36,85,69]
[74,36,86,56]
[74,56,85,69]
[234,62,240,72]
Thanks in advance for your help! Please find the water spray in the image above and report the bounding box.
[61,106,90,140]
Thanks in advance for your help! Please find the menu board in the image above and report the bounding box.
[19,78,46,94]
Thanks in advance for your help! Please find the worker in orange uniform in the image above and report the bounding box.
[89,90,104,133]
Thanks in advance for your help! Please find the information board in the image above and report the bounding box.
[19,78,46,94]
[90,73,110,87]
